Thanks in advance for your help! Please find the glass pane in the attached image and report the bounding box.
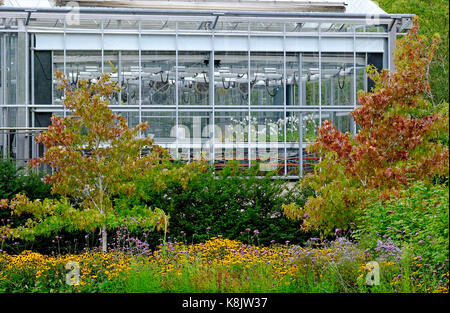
[142,111,176,152]
[178,111,211,161]
[250,52,284,106]
[286,22,319,33]
[52,51,64,105]
[322,111,352,134]
[142,51,176,106]
[178,52,210,106]
[250,111,284,175]
[6,34,17,105]
[103,51,119,104]
[251,22,284,33]
[303,53,319,106]
[120,52,139,105]
[356,53,366,100]
[116,111,139,128]
[141,19,176,31]
[286,111,300,176]
[214,21,249,33]
[214,52,248,106]
[104,19,139,30]
[321,53,354,106]
[286,53,300,106]
[214,111,249,169]
[56,51,102,105]
[302,111,319,143]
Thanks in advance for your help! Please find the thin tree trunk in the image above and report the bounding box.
[102,225,107,252]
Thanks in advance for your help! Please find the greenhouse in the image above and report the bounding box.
[0,0,413,178]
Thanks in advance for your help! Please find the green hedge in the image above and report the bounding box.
[117,164,315,246]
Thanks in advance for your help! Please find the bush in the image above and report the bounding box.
[0,158,52,201]
[354,181,449,288]
[116,164,315,246]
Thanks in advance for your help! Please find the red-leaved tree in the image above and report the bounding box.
[283,18,449,235]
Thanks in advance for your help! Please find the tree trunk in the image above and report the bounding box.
[102,225,107,252]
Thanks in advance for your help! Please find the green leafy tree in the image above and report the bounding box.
[376,0,449,105]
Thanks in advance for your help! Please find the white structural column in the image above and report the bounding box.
[247,21,251,169]
[63,20,66,117]
[283,23,287,176]
[318,23,322,126]
[101,20,104,73]
[175,21,179,160]
[209,28,215,167]
[16,22,27,166]
[298,53,303,177]
[352,24,357,135]
[388,19,398,72]
[1,36,5,159]
[138,21,142,126]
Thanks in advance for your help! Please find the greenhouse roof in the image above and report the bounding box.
[2,0,387,15]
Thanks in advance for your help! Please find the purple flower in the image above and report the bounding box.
[374,238,402,262]
[303,213,309,218]
[206,227,211,231]
[245,228,251,232]
[253,230,259,234]
[386,210,393,214]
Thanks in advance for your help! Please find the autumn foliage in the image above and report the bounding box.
[283,19,449,235]
[1,71,207,251]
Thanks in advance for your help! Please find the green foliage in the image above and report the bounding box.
[0,72,178,251]
[376,0,449,105]
[283,20,449,236]
[116,163,313,245]
[354,181,449,277]
[0,194,167,242]
[0,159,53,245]
[0,158,52,201]
[283,153,376,236]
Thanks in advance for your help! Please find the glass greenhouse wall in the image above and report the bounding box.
[0,4,413,178]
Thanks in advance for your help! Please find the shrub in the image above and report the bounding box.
[0,159,53,253]
[354,181,449,289]
[0,158,52,201]
[116,164,314,246]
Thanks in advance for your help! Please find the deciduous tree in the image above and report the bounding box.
[1,71,200,251]
[283,19,449,236]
